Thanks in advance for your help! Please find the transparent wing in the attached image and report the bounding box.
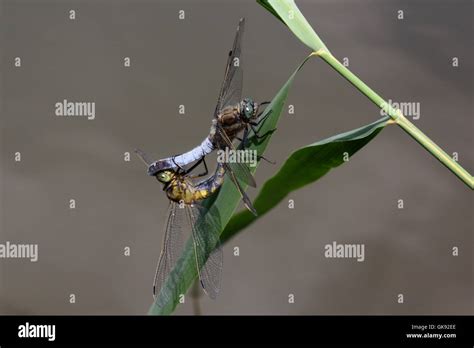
[223,163,257,216]
[214,18,244,118]
[216,124,256,188]
[187,204,223,299]
[153,202,184,304]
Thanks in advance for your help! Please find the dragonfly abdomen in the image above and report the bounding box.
[148,137,215,176]
[194,162,226,198]
[172,137,214,168]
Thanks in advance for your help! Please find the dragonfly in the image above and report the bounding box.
[136,149,224,302]
[146,18,273,216]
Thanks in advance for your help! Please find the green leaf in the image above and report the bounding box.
[221,116,391,243]
[258,0,329,52]
[149,55,314,315]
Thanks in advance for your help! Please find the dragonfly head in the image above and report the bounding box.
[241,98,257,120]
[155,170,175,184]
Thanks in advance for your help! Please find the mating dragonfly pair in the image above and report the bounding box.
[136,18,273,303]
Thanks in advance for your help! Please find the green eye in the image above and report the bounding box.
[245,105,253,117]
[157,171,170,182]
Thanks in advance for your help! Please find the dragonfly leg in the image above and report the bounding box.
[257,154,276,165]
[171,157,185,174]
[182,157,206,176]
[236,126,251,149]
[238,125,275,164]
[255,106,272,123]
[188,157,209,178]
[250,124,276,140]
[250,106,276,138]
[251,109,273,136]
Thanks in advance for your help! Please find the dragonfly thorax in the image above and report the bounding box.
[164,176,191,203]
[161,174,207,204]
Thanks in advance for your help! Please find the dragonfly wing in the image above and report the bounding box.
[214,18,244,117]
[153,202,185,304]
[187,204,223,299]
[217,125,256,187]
[216,125,256,188]
[224,163,258,216]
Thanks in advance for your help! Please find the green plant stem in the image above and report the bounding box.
[396,114,472,188]
[315,50,473,189]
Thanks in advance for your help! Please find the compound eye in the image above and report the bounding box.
[245,105,253,116]
[157,172,167,181]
